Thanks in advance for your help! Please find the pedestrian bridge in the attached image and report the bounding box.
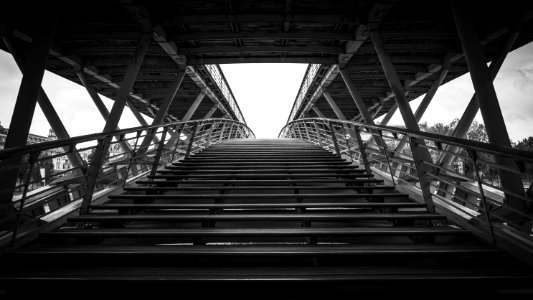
[0,0,533,297]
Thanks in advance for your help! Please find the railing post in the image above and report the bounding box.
[80,136,112,214]
[352,125,373,175]
[185,122,199,158]
[218,122,227,143]
[408,136,436,214]
[205,122,216,147]
[328,122,341,156]
[468,150,496,243]
[149,127,169,177]
[303,121,312,142]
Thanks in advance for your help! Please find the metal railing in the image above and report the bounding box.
[0,118,254,246]
[287,64,321,122]
[280,118,533,259]
[204,64,246,124]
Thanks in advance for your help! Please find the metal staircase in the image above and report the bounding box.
[2,139,532,298]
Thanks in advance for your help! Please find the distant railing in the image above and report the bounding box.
[280,118,533,260]
[205,65,246,124]
[0,118,254,247]
[287,64,321,122]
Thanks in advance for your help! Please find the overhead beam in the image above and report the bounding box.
[187,56,337,65]
[167,31,355,42]
[164,14,358,24]
[11,30,163,116]
[180,45,345,55]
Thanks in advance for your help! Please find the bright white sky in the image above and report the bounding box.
[0,42,532,141]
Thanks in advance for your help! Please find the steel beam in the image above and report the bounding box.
[182,92,206,122]
[81,32,151,214]
[203,106,218,120]
[137,70,186,155]
[3,35,85,169]
[311,106,325,118]
[322,91,346,120]
[0,21,56,222]
[370,28,436,213]
[76,71,134,154]
[450,0,528,214]
[339,69,374,125]
[440,26,521,166]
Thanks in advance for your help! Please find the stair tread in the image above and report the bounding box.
[69,213,445,222]
[123,185,395,191]
[108,193,408,199]
[91,202,421,210]
[42,226,470,237]
[136,179,384,185]
[11,244,501,256]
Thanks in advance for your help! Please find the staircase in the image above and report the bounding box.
[1,139,532,298]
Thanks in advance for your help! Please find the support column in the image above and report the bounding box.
[4,35,85,169]
[81,32,151,214]
[182,91,206,122]
[0,21,56,221]
[322,91,346,120]
[450,0,528,214]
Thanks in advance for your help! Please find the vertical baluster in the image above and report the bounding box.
[328,122,341,156]
[468,150,496,243]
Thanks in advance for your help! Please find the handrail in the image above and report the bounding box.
[282,118,533,162]
[279,117,533,264]
[0,118,254,247]
[0,118,244,160]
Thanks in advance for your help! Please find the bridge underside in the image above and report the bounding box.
[2,1,533,123]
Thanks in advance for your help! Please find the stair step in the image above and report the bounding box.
[136,179,385,185]
[10,244,502,256]
[41,226,471,238]
[108,193,408,200]
[173,161,352,166]
[69,213,445,223]
[91,202,425,210]
[164,165,360,170]
[123,185,395,192]
[148,174,375,179]
[157,169,366,174]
